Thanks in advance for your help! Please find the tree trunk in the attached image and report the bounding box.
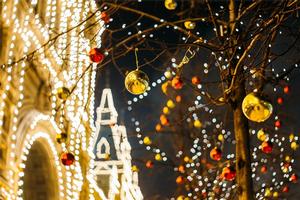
[232,82,253,200]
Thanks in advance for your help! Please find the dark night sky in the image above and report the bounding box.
[95,1,300,199]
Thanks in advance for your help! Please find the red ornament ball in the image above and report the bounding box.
[89,48,105,63]
[261,141,273,154]
[176,176,184,184]
[277,97,284,105]
[275,120,281,128]
[283,85,290,94]
[60,152,75,166]
[191,76,201,85]
[261,165,267,173]
[221,166,236,181]
[282,186,289,193]
[290,173,298,183]
[171,76,183,89]
[100,12,110,23]
[210,147,222,161]
[146,160,154,168]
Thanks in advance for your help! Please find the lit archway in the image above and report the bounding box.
[23,139,59,200]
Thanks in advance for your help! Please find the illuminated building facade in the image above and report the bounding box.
[0,0,142,199]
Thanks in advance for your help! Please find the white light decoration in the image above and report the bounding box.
[89,88,143,200]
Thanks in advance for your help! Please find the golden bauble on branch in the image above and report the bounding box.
[164,0,177,10]
[242,92,273,122]
[57,87,70,101]
[184,21,196,30]
[125,70,149,95]
[56,132,68,144]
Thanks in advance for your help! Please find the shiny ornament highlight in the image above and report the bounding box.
[184,21,196,30]
[210,147,222,161]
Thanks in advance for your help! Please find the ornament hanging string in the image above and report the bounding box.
[135,48,140,70]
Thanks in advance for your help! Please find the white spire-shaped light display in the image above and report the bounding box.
[89,88,143,200]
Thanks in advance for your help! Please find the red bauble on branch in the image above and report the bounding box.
[277,97,284,105]
[191,76,201,85]
[209,147,222,161]
[146,160,154,168]
[89,48,105,63]
[221,166,236,181]
[275,120,281,128]
[283,85,290,94]
[60,152,75,166]
[261,141,273,154]
[171,76,183,89]
[261,165,267,173]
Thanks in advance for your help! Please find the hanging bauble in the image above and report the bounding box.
[146,160,154,168]
[178,165,185,173]
[160,114,169,126]
[184,21,196,30]
[242,93,273,122]
[291,141,299,150]
[171,76,183,89]
[261,141,273,154]
[143,136,152,145]
[275,120,281,128]
[217,134,224,142]
[132,165,139,172]
[257,129,267,141]
[277,97,284,105]
[164,0,177,10]
[89,48,105,63]
[163,106,170,114]
[100,12,110,23]
[282,186,289,193]
[155,124,162,132]
[167,100,175,108]
[164,70,173,79]
[221,166,236,181]
[176,176,184,184]
[155,154,162,161]
[193,119,202,128]
[183,156,190,163]
[191,76,200,85]
[161,81,171,95]
[283,85,290,94]
[175,95,182,102]
[125,70,149,95]
[273,192,279,198]
[265,188,272,197]
[290,173,298,183]
[261,165,267,173]
[209,147,222,161]
[57,87,70,101]
[56,132,68,144]
[285,155,291,162]
[282,163,290,173]
[60,152,75,166]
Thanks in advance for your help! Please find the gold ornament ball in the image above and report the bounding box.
[167,100,175,109]
[257,129,267,141]
[165,0,177,10]
[143,136,152,145]
[217,134,224,142]
[57,87,70,101]
[242,93,273,122]
[291,141,299,150]
[184,21,196,30]
[164,70,172,79]
[194,119,202,128]
[155,153,162,161]
[125,70,149,95]
[56,132,68,144]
